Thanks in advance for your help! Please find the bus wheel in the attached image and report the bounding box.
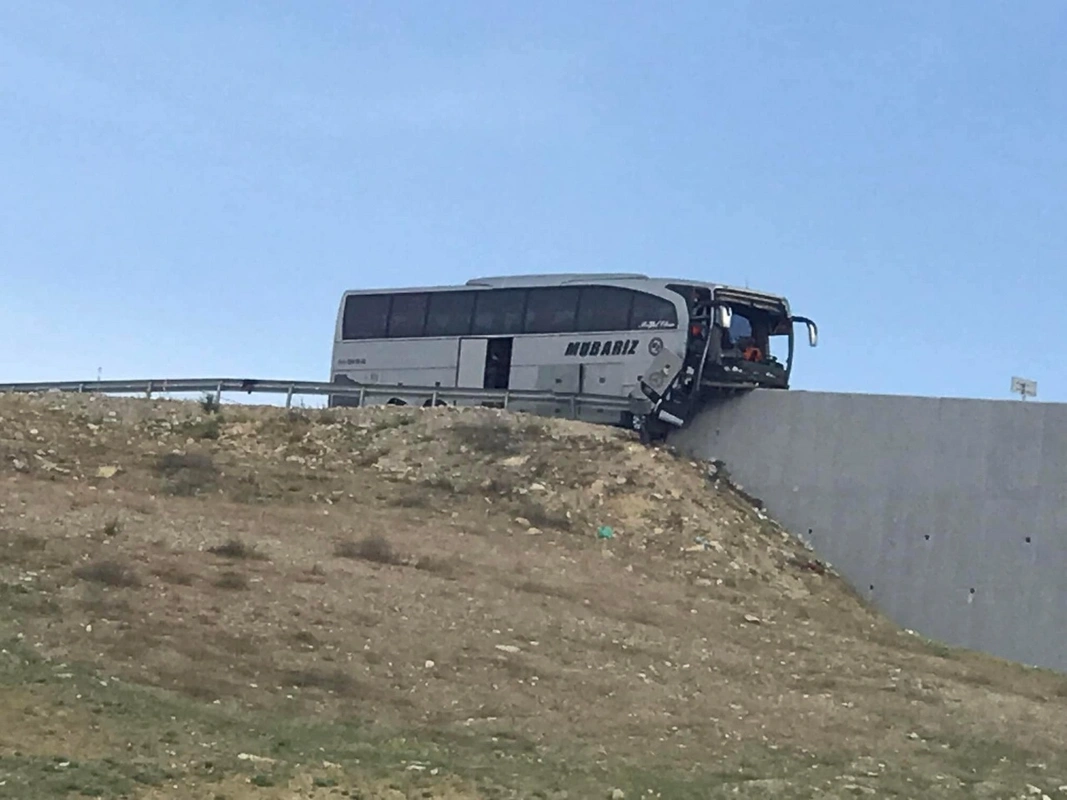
[640,416,669,445]
[386,398,407,406]
[422,398,447,408]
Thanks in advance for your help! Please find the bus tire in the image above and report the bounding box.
[640,416,669,445]
[422,398,447,408]
[386,398,407,406]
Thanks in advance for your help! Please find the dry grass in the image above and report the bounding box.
[213,571,249,590]
[206,536,267,560]
[73,559,141,588]
[334,534,398,565]
[448,419,519,455]
[153,451,218,496]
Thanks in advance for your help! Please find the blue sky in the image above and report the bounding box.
[2,1,1065,401]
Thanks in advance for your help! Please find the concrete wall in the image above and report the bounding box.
[671,390,1067,673]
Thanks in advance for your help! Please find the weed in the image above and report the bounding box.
[367,411,415,434]
[450,419,518,456]
[207,537,267,561]
[291,630,319,647]
[191,416,222,440]
[335,534,398,565]
[102,518,122,537]
[153,452,218,497]
[230,473,264,504]
[152,564,195,586]
[200,393,221,414]
[515,579,575,601]
[214,571,249,591]
[74,560,141,588]
[286,408,312,425]
[283,667,360,696]
[0,531,46,561]
[391,486,435,507]
[414,554,460,578]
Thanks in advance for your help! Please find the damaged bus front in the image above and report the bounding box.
[634,282,817,440]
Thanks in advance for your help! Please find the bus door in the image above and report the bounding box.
[456,337,513,390]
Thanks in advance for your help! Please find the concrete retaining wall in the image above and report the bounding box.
[671,389,1067,673]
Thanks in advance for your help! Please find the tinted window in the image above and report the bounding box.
[576,286,633,332]
[630,291,678,330]
[472,289,527,335]
[524,287,580,333]
[425,291,475,337]
[387,292,429,338]
[342,294,390,339]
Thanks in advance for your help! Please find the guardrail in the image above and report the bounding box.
[0,377,638,419]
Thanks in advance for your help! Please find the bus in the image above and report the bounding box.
[329,273,817,440]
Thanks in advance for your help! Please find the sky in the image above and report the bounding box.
[2,0,1066,402]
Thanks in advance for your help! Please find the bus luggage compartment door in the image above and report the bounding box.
[457,338,489,388]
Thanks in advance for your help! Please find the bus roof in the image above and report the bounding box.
[466,273,648,287]
[340,273,790,306]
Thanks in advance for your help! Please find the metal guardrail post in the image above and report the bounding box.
[285,385,294,409]
[214,383,223,406]
[145,382,153,399]
[358,387,366,407]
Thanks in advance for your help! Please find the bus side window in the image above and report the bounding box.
[472,289,526,336]
[524,287,580,334]
[576,287,633,332]
[630,292,678,330]
[425,291,476,337]
[342,294,391,340]
[387,293,429,338]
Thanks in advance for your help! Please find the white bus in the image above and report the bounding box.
[329,273,817,440]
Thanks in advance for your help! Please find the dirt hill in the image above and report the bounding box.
[1,392,1066,799]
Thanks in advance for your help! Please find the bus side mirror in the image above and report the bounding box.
[791,316,818,346]
[716,306,732,329]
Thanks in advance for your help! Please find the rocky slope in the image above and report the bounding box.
[2,392,1066,799]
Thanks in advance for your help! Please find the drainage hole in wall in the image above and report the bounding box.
[924,534,930,541]
[868,585,875,592]
[969,588,976,595]
[1025,536,1032,543]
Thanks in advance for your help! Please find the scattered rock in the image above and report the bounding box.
[238,753,276,764]
[495,645,521,654]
